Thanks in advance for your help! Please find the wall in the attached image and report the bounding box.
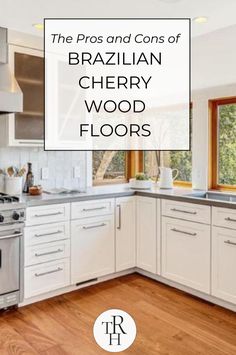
[191,25,236,190]
[0,147,87,191]
[3,26,236,191]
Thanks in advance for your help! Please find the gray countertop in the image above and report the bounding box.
[19,184,236,209]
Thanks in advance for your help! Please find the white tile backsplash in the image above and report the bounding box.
[0,147,87,192]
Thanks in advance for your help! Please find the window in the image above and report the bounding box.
[210,97,236,190]
[144,111,192,185]
[93,151,127,185]
[92,151,143,185]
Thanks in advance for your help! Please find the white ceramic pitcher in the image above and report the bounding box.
[159,167,178,189]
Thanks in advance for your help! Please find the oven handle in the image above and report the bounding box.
[0,232,23,240]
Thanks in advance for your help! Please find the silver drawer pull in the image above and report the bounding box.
[35,267,63,277]
[35,249,63,257]
[225,217,236,222]
[83,223,106,230]
[224,240,236,246]
[35,230,63,238]
[171,208,197,215]
[171,228,197,236]
[82,206,106,212]
[34,212,63,217]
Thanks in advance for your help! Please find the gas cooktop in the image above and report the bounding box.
[0,193,19,203]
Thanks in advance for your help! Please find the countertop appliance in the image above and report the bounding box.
[0,193,25,310]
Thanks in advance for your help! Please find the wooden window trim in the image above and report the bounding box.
[209,97,236,191]
[93,151,143,186]
[139,151,192,187]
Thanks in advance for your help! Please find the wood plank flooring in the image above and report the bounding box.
[0,274,236,355]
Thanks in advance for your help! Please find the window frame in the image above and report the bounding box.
[141,151,192,187]
[209,96,236,191]
[92,151,143,186]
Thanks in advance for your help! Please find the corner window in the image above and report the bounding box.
[93,151,127,185]
[144,110,192,185]
[210,97,236,190]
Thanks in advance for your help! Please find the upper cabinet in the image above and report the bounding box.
[1,45,44,147]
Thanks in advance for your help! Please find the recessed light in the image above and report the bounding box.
[33,23,44,30]
[193,16,208,24]
[159,0,182,3]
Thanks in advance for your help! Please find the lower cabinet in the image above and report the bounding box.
[212,227,236,304]
[136,196,157,273]
[24,259,70,298]
[71,215,115,284]
[115,196,136,272]
[162,217,210,293]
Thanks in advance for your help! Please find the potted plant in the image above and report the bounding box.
[129,172,152,189]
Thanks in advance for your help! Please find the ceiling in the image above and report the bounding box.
[0,0,236,37]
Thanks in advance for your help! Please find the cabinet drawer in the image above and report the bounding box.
[212,207,236,230]
[162,199,210,224]
[71,199,114,219]
[24,221,70,246]
[24,258,70,298]
[162,217,210,293]
[26,204,70,226]
[25,240,70,267]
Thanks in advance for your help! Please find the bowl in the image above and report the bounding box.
[29,185,43,196]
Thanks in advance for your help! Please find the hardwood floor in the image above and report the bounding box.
[0,274,236,355]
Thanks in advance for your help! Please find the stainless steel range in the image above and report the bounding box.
[0,193,25,310]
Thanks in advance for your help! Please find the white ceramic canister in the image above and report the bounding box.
[4,176,23,195]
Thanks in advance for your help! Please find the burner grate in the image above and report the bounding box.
[0,193,19,203]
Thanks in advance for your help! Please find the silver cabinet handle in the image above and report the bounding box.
[117,204,121,230]
[34,212,63,217]
[225,217,236,222]
[171,228,197,236]
[224,240,236,246]
[82,223,106,230]
[35,267,63,277]
[34,230,63,238]
[82,206,106,212]
[35,249,63,257]
[171,208,197,215]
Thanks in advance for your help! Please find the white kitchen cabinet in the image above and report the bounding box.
[71,199,114,220]
[162,217,210,293]
[136,196,157,273]
[25,239,70,267]
[212,207,236,230]
[162,199,211,225]
[24,258,70,298]
[71,215,115,284]
[115,196,136,272]
[0,44,44,147]
[212,226,236,304]
[24,221,70,246]
[26,203,70,226]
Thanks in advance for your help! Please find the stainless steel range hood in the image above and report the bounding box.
[0,27,23,114]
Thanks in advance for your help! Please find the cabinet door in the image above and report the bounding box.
[136,197,156,273]
[71,215,115,284]
[8,45,44,146]
[212,227,236,304]
[115,196,136,272]
[162,217,210,293]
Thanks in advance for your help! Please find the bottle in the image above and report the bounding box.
[23,162,34,193]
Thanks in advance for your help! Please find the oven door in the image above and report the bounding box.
[0,225,22,295]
